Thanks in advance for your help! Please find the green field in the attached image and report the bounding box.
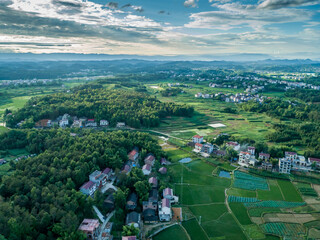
[257,180,284,201]
[176,185,226,205]
[165,149,191,162]
[182,219,209,240]
[153,224,189,240]
[201,213,247,240]
[230,203,252,225]
[228,188,257,198]
[277,180,303,202]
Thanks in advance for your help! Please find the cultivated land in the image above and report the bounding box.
[1,76,320,239]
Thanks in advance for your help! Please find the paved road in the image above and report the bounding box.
[98,210,115,240]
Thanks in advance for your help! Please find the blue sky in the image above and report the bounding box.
[0,0,319,59]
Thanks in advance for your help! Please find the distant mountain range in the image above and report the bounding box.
[0,53,319,63]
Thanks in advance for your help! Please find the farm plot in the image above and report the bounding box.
[261,222,306,239]
[263,213,316,224]
[277,180,303,202]
[189,204,227,223]
[166,149,191,162]
[257,180,284,201]
[244,201,305,209]
[295,182,318,197]
[248,208,283,217]
[228,196,259,203]
[182,218,208,240]
[175,184,226,205]
[233,171,269,191]
[201,213,247,240]
[229,203,252,225]
[227,188,257,198]
[153,224,189,240]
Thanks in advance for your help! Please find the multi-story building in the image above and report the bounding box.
[279,158,292,174]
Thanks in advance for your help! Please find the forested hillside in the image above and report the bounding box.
[0,129,164,239]
[5,88,194,128]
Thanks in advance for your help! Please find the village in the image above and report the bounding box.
[17,113,126,129]
[77,147,181,240]
[190,134,320,174]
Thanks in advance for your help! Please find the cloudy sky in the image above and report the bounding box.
[0,0,320,58]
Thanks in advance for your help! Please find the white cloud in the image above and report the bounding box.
[258,0,320,10]
[184,0,198,8]
[185,2,313,30]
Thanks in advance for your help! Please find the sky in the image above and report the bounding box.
[0,0,320,59]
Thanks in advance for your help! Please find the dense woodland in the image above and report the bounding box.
[240,98,320,157]
[0,129,165,239]
[5,87,194,128]
[285,89,320,103]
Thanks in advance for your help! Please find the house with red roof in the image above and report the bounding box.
[78,219,100,240]
[128,148,139,163]
[308,157,320,167]
[226,141,241,151]
[158,198,172,222]
[192,135,203,144]
[148,177,158,188]
[144,154,155,166]
[80,181,97,196]
[194,143,203,152]
[163,188,173,200]
[159,167,167,175]
[259,153,270,161]
[142,164,152,175]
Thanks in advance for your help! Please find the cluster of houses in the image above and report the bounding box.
[78,219,113,240]
[191,135,216,157]
[33,113,126,129]
[80,168,114,196]
[224,141,320,174]
[167,83,191,88]
[223,93,265,103]
[194,92,213,99]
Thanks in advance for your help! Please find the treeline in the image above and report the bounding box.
[285,89,320,103]
[160,88,183,97]
[267,123,320,158]
[0,129,165,239]
[239,98,320,122]
[6,88,194,128]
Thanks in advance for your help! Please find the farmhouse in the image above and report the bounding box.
[159,167,167,175]
[144,154,155,166]
[86,119,97,127]
[102,168,113,180]
[158,198,172,222]
[226,142,241,151]
[149,189,159,202]
[126,212,141,228]
[78,219,100,240]
[128,148,139,164]
[104,193,115,211]
[194,143,203,152]
[238,151,257,167]
[309,157,320,167]
[35,119,52,128]
[192,135,203,144]
[126,193,138,210]
[89,170,107,188]
[116,122,126,128]
[143,209,158,224]
[259,153,270,161]
[279,158,292,174]
[163,188,173,200]
[80,181,97,196]
[261,161,273,171]
[148,177,158,188]
[100,120,109,127]
[0,159,7,165]
[142,164,152,175]
[161,158,168,165]
[202,143,214,154]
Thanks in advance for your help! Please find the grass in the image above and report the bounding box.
[175,185,226,204]
[257,180,284,201]
[201,213,247,240]
[243,224,266,239]
[170,164,231,186]
[230,203,252,225]
[248,208,282,217]
[0,126,8,134]
[277,180,303,202]
[227,188,257,198]
[182,218,209,240]
[165,149,191,162]
[153,224,189,240]
[189,204,227,223]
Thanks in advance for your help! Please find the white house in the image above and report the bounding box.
[247,146,255,155]
[192,135,203,144]
[279,158,292,174]
[116,122,126,128]
[226,142,241,151]
[202,143,214,154]
[238,151,257,167]
[100,120,109,127]
[158,198,172,222]
[142,164,152,175]
[194,143,203,152]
